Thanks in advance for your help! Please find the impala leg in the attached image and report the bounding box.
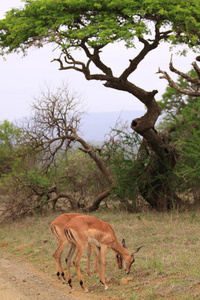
[73,243,89,292]
[99,244,108,290]
[53,239,68,283]
[91,244,99,274]
[66,243,76,290]
[86,243,92,276]
[86,244,98,275]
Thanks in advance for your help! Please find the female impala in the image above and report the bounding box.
[50,213,98,283]
[64,215,141,292]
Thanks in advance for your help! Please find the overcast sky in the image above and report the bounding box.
[0,0,197,122]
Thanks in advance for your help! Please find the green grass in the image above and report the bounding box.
[0,210,200,299]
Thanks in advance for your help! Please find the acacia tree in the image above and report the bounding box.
[0,0,199,210]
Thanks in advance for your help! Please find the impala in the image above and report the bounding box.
[64,215,141,292]
[50,213,98,283]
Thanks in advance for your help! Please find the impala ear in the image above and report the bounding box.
[121,239,128,249]
[131,246,142,256]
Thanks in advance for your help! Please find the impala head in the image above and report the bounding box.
[116,239,127,269]
[116,239,142,274]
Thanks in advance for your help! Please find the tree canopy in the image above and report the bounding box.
[0,0,199,56]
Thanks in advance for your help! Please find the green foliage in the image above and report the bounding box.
[103,127,180,210]
[175,101,200,187]
[0,120,22,175]
[24,170,51,189]
[0,120,54,213]
[56,149,105,196]
[0,120,21,150]
[159,69,200,199]
[102,129,142,206]
[0,0,199,55]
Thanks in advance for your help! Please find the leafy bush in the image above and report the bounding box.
[102,129,145,210]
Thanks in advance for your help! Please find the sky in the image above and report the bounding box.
[0,0,197,122]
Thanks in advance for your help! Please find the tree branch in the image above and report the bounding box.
[80,40,113,76]
[169,56,200,85]
[52,50,112,81]
[87,188,112,212]
[192,60,200,79]
[119,23,170,80]
[157,60,200,97]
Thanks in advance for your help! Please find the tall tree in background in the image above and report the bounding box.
[0,0,199,210]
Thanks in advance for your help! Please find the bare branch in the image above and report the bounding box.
[157,55,200,96]
[119,22,168,80]
[169,56,200,85]
[80,40,113,76]
[192,61,200,79]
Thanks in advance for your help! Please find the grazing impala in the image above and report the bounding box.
[64,215,141,292]
[50,213,98,283]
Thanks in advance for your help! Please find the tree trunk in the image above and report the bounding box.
[138,172,182,210]
[136,145,181,210]
[105,79,182,210]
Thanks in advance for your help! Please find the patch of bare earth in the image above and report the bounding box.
[0,257,109,300]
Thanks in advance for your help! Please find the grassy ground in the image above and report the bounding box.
[0,209,200,299]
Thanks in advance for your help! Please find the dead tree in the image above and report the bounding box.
[20,84,115,211]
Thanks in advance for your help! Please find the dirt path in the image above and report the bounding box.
[0,257,94,300]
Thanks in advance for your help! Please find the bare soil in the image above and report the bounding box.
[0,257,101,300]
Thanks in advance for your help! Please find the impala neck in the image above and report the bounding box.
[111,239,129,258]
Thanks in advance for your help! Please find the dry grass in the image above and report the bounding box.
[0,210,200,299]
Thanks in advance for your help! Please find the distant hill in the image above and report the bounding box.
[81,111,145,143]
